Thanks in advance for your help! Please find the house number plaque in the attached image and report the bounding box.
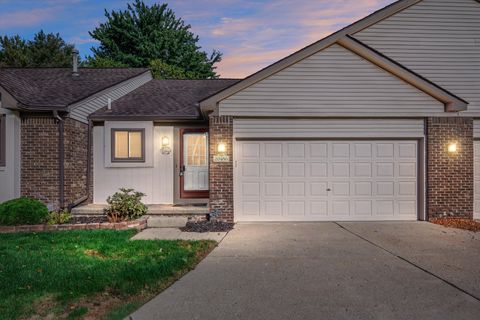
[213,155,230,162]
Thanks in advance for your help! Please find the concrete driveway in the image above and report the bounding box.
[130,222,480,320]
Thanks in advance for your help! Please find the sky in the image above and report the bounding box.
[0,0,396,78]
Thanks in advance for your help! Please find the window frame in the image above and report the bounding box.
[111,128,145,163]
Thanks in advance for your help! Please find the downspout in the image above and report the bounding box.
[53,111,65,209]
[68,119,92,210]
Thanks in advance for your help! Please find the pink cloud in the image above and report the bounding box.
[197,0,395,78]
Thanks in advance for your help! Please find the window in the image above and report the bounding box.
[184,133,208,166]
[111,129,145,162]
[0,115,5,167]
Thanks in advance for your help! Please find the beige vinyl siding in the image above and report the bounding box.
[219,44,443,117]
[234,118,425,139]
[69,72,152,123]
[355,0,480,115]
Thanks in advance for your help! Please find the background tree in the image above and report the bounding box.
[0,31,76,67]
[89,0,222,79]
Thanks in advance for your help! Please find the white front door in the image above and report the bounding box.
[181,130,209,198]
[234,140,418,221]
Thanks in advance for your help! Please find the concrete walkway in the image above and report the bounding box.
[129,222,480,320]
[131,228,228,242]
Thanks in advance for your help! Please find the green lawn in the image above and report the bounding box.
[0,230,216,320]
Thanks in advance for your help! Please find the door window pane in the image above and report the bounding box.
[185,134,207,166]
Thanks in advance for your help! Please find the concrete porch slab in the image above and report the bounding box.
[131,228,227,242]
[71,204,209,216]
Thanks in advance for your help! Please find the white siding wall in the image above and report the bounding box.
[93,124,174,204]
[219,44,444,117]
[474,120,480,138]
[355,0,480,115]
[234,119,425,139]
[70,72,152,123]
[0,108,21,202]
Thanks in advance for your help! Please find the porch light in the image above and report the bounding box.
[217,142,226,153]
[162,136,170,147]
[448,142,457,153]
[161,136,171,155]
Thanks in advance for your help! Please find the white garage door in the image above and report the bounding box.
[474,141,480,219]
[234,140,418,221]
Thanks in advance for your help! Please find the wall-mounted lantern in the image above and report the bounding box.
[448,142,457,154]
[217,142,226,153]
[213,142,229,162]
[161,136,171,155]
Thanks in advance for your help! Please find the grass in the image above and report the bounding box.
[0,230,216,320]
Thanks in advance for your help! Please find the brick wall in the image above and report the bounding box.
[21,116,60,210]
[21,116,90,211]
[64,118,89,206]
[209,115,234,222]
[427,117,473,219]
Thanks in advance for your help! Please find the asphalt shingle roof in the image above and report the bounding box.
[0,68,149,109]
[91,79,240,120]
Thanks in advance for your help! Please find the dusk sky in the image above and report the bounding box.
[0,0,396,78]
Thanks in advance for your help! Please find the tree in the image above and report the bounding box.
[89,0,221,79]
[0,30,76,67]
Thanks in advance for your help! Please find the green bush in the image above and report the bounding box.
[105,188,147,222]
[45,210,72,225]
[0,197,49,226]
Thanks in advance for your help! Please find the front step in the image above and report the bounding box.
[147,215,190,228]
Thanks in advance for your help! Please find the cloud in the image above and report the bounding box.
[180,0,395,77]
[0,7,59,28]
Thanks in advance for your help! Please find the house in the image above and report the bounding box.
[0,0,479,222]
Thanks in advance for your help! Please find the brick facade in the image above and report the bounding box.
[21,116,60,210]
[426,117,473,219]
[21,116,90,211]
[209,115,234,222]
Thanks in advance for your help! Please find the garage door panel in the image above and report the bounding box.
[265,162,282,177]
[235,140,418,221]
[475,141,480,219]
[310,143,328,158]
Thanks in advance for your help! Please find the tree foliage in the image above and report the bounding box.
[0,30,76,67]
[89,0,221,78]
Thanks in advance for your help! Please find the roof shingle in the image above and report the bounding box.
[90,79,240,120]
[0,68,149,109]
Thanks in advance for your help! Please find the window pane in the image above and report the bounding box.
[114,131,129,158]
[129,131,143,158]
[185,134,207,166]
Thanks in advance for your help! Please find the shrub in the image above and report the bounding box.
[45,210,72,225]
[105,188,147,222]
[0,197,49,226]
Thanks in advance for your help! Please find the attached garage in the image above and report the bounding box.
[233,119,424,222]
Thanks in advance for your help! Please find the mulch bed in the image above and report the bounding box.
[430,218,480,232]
[180,220,234,233]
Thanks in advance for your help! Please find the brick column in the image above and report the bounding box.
[209,115,234,222]
[426,117,473,219]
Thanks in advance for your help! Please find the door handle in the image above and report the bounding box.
[179,165,185,177]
